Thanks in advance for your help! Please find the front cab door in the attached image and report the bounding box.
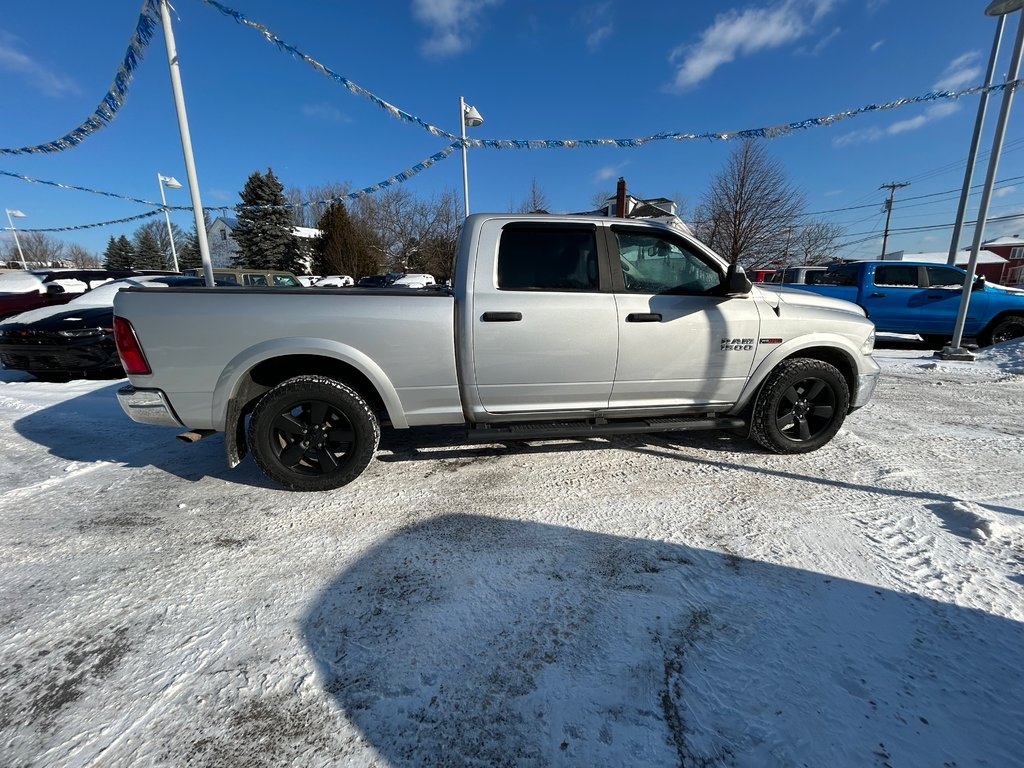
[607,226,760,409]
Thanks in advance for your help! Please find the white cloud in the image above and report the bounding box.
[583,2,614,51]
[668,0,838,89]
[301,103,353,123]
[995,186,1017,199]
[593,163,629,183]
[797,26,841,56]
[0,33,78,97]
[933,51,982,92]
[870,40,884,52]
[888,102,960,134]
[833,53,975,146]
[412,0,503,57]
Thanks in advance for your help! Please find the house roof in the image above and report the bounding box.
[210,216,319,238]
[982,235,1024,247]
[874,249,1006,265]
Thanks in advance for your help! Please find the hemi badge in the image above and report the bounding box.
[759,338,783,344]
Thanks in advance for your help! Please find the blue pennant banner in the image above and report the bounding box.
[0,170,164,206]
[3,144,461,229]
[13,209,166,233]
[0,1,160,156]
[198,0,1022,150]
[198,0,460,142]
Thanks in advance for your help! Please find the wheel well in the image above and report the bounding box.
[984,310,1024,330]
[782,346,857,396]
[233,354,388,428]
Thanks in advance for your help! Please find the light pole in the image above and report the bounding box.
[460,97,484,218]
[941,0,1024,360]
[157,173,183,271]
[4,209,27,269]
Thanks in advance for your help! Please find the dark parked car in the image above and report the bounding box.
[0,275,228,381]
[355,274,392,288]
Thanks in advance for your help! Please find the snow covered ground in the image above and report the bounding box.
[1,340,1022,767]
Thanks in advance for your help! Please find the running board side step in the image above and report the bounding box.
[467,416,745,442]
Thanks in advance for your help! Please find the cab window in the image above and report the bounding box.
[272,275,299,287]
[874,265,919,287]
[614,230,721,294]
[497,227,599,291]
[925,266,964,288]
[246,274,269,286]
[820,265,858,286]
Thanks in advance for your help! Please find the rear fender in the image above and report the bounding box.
[214,338,408,468]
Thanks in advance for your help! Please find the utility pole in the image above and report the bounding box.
[879,182,909,258]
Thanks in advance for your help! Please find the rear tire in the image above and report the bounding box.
[248,375,380,491]
[979,315,1024,347]
[750,358,849,454]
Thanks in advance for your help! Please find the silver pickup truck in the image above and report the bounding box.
[113,213,880,491]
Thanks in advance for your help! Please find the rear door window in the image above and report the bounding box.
[497,227,600,291]
[820,265,859,286]
[874,265,919,287]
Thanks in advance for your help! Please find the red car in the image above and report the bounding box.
[0,269,158,320]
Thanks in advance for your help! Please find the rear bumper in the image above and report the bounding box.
[116,385,183,428]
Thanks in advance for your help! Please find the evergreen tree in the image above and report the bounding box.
[313,200,375,277]
[232,168,300,271]
[133,226,165,270]
[104,235,136,269]
[102,236,119,269]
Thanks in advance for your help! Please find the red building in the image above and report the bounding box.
[981,236,1024,285]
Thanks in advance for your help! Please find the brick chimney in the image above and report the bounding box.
[615,177,627,218]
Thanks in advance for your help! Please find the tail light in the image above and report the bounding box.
[113,316,152,375]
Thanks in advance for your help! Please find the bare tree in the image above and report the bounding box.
[591,189,613,211]
[4,232,66,267]
[516,178,550,213]
[789,220,844,266]
[694,139,804,266]
[287,182,353,228]
[64,243,101,268]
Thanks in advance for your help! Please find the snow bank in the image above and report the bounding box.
[973,337,1024,375]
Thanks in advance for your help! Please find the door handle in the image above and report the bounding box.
[626,312,662,322]
[481,311,522,322]
[870,292,886,298]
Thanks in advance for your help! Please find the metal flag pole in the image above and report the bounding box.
[157,0,215,287]
[947,15,1006,266]
[942,7,1024,359]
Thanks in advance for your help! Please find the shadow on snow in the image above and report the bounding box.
[302,514,1024,767]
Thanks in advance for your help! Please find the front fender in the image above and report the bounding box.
[728,333,866,415]
[212,337,409,430]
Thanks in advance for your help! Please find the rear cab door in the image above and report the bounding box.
[461,219,619,417]
[862,263,922,332]
[918,264,987,335]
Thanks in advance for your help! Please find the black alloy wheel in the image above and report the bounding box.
[249,376,379,491]
[983,315,1024,346]
[751,358,850,454]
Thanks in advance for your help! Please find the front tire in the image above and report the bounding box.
[750,358,849,454]
[248,375,380,491]
[979,315,1024,347]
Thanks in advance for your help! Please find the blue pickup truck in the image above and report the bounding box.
[784,261,1024,348]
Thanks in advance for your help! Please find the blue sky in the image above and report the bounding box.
[2,0,1024,261]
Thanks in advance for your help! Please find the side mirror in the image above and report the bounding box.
[972,275,987,292]
[45,283,65,296]
[724,263,752,296]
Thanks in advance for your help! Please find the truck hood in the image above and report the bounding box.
[755,285,867,317]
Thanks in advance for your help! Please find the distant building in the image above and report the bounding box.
[981,235,1024,286]
[207,216,320,272]
[577,177,693,236]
